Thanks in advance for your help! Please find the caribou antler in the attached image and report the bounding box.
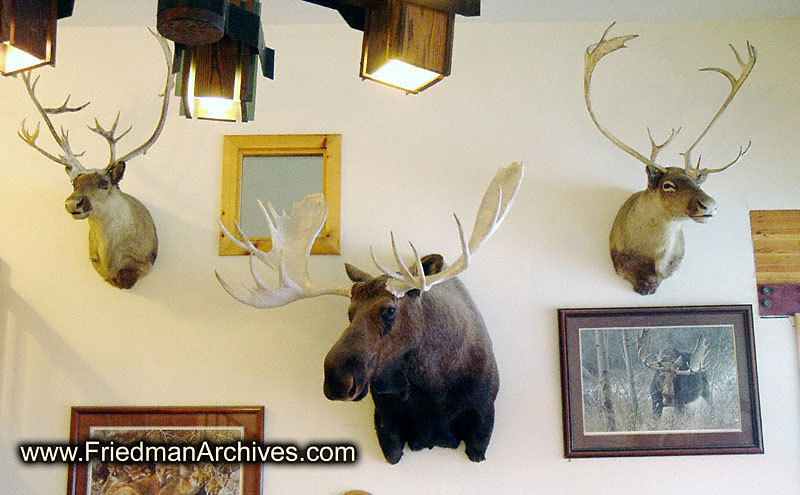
[18,29,173,176]
[216,194,351,308]
[682,42,757,180]
[93,28,174,168]
[585,23,756,177]
[114,29,174,166]
[371,162,524,297]
[18,71,90,180]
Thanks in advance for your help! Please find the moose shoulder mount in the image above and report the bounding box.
[217,163,524,463]
[584,24,757,295]
[18,30,173,289]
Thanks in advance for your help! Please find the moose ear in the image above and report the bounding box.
[419,254,444,276]
[646,165,665,190]
[108,161,126,185]
[345,263,372,283]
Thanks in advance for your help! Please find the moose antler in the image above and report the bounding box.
[371,162,524,297]
[18,29,173,175]
[216,194,351,308]
[584,23,756,178]
[678,336,712,374]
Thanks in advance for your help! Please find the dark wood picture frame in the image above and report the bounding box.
[558,305,762,458]
[67,406,264,495]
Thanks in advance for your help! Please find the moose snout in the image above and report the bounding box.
[323,352,368,401]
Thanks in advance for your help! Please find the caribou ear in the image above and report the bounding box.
[419,254,444,276]
[694,173,708,185]
[108,161,126,185]
[646,165,664,190]
[345,263,372,283]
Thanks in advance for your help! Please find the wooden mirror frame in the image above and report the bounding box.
[220,134,341,255]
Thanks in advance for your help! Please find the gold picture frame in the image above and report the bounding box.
[220,134,341,255]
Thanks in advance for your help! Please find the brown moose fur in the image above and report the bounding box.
[323,254,499,463]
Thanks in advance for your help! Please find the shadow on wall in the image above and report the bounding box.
[0,258,121,484]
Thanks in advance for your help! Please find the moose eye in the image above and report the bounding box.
[380,306,397,332]
[97,179,110,190]
[662,181,677,192]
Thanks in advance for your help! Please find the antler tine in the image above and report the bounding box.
[683,41,757,179]
[88,112,133,168]
[584,23,655,168]
[43,94,90,115]
[19,71,89,177]
[216,193,351,309]
[19,121,61,164]
[116,29,174,165]
[377,163,523,297]
[647,127,681,164]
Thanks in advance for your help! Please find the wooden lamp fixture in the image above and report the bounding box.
[360,0,453,93]
[0,0,74,76]
[161,0,274,122]
[301,0,479,93]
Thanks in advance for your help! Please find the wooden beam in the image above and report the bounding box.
[750,210,800,317]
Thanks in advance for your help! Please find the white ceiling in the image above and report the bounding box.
[62,0,800,27]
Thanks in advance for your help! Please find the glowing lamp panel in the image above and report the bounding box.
[1,42,49,75]
[365,59,441,93]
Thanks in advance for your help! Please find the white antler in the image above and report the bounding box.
[681,42,757,180]
[19,29,174,176]
[371,162,524,297]
[215,194,351,308]
[18,71,90,180]
[585,23,756,178]
[679,336,712,374]
[109,28,174,167]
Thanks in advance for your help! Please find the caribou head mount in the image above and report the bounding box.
[585,24,756,295]
[216,162,523,463]
[18,30,173,289]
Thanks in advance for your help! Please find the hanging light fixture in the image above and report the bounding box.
[300,0,479,93]
[0,0,75,76]
[360,0,453,93]
[159,0,274,122]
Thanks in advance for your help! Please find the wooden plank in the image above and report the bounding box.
[750,210,800,285]
[756,272,800,285]
[752,234,800,254]
[750,210,800,234]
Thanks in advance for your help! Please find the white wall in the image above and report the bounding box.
[1,20,798,495]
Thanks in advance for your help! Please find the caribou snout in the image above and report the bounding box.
[690,194,718,223]
[65,194,91,219]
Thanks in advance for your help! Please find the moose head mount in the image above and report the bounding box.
[18,30,173,289]
[216,162,524,463]
[585,24,757,295]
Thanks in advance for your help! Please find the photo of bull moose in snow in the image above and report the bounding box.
[558,305,763,458]
[578,325,740,434]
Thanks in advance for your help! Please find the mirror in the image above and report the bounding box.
[220,134,341,255]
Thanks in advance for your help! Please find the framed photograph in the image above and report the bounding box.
[67,406,264,495]
[558,305,762,458]
[219,134,341,256]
